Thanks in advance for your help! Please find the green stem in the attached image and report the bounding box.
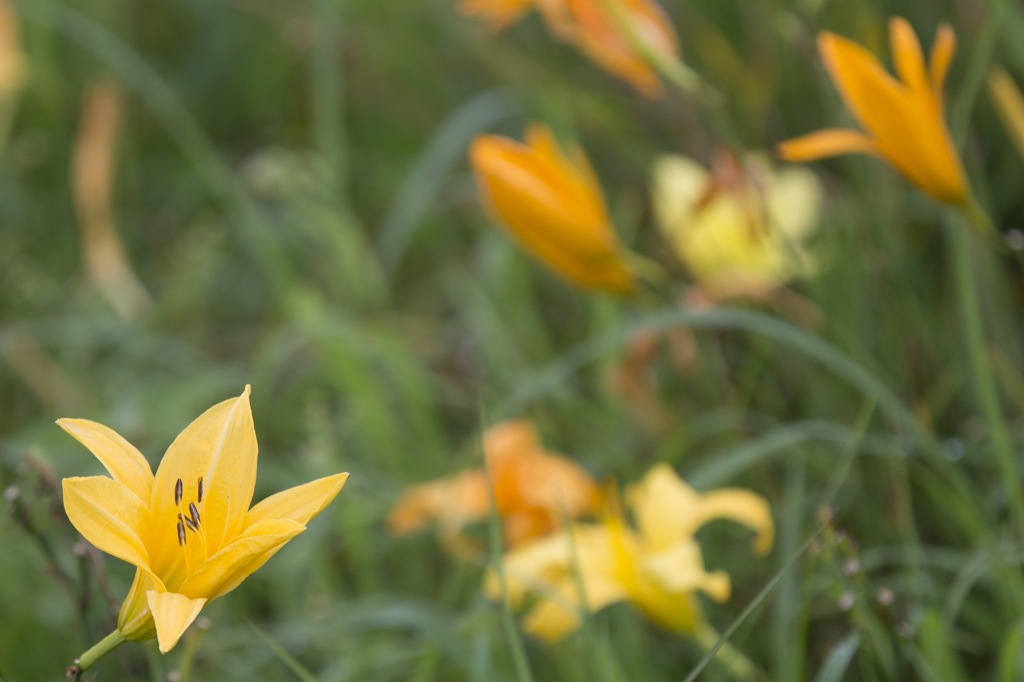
[73,629,127,672]
[592,0,745,151]
[950,218,1024,531]
[962,197,995,238]
[694,623,761,680]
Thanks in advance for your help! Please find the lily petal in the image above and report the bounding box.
[151,386,258,563]
[146,591,207,653]
[179,519,305,601]
[776,128,878,161]
[57,418,154,501]
[627,464,774,554]
[929,24,956,99]
[818,31,908,139]
[889,16,929,95]
[62,476,160,583]
[469,130,634,294]
[118,569,161,642]
[387,469,490,536]
[521,574,629,642]
[483,419,543,466]
[245,472,349,527]
[643,540,732,600]
[679,489,775,554]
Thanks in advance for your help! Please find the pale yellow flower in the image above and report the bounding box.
[61,386,349,655]
[388,420,600,549]
[469,124,636,295]
[778,17,967,206]
[485,463,773,641]
[987,68,1024,163]
[652,152,822,294]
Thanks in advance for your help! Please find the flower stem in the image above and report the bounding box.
[950,216,1024,531]
[961,197,995,238]
[694,623,761,680]
[70,629,126,674]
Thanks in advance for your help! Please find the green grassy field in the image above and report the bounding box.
[3,0,1024,679]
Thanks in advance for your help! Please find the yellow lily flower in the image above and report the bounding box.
[388,420,600,549]
[469,123,636,295]
[485,463,772,641]
[60,386,349,656]
[459,0,678,96]
[777,17,968,206]
[652,151,822,295]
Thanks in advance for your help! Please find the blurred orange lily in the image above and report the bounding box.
[459,0,678,96]
[485,464,773,643]
[388,420,601,548]
[0,0,24,97]
[60,386,349,660]
[778,17,968,206]
[469,124,636,295]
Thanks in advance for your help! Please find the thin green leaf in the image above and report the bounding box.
[680,512,834,682]
[813,633,862,682]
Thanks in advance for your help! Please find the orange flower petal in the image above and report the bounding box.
[888,16,929,95]
[777,128,879,161]
[469,128,634,294]
[929,24,956,99]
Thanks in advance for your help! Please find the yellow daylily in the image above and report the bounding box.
[60,386,349,661]
[485,463,772,641]
[459,0,678,96]
[469,123,636,295]
[652,151,822,295]
[388,420,600,549]
[778,17,968,206]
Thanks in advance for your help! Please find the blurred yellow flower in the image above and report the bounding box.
[0,0,25,96]
[778,17,967,206]
[987,68,1024,163]
[652,151,822,294]
[459,0,678,96]
[486,463,773,641]
[469,124,636,295]
[60,386,349,656]
[388,420,601,548]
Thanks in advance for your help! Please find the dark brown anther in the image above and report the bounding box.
[177,520,186,546]
[197,477,204,504]
[175,478,183,506]
[189,502,201,527]
[183,515,199,533]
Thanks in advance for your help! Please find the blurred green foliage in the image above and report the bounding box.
[3,0,1024,679]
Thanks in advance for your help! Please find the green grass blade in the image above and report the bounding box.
[248,624,321,682]
[501,307,936,455]
[812,633,861,682]
[679,513,833,682]
[377,89,518,274]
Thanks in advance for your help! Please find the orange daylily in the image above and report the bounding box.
[459,0,678,96]
[778,17,968,206]
[469,123,635,295]
[388,420,600,548]
[0,0,24,97]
